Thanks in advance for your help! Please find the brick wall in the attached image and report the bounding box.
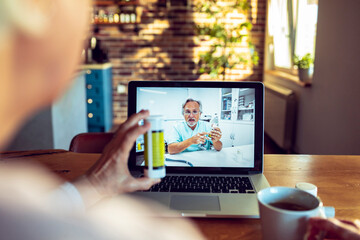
[92,0,266,124]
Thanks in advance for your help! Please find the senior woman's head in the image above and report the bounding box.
[0,0,90,148]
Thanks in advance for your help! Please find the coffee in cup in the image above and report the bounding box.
[268,201,314,211]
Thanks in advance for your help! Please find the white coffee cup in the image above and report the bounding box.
[257,186,327,240]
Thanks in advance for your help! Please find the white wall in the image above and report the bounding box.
[6,73,87,151]
[52,73,88,149]
[188,88,220,117]
[136,87,221,119]
[264,0,360,154]
[220,122,254,148]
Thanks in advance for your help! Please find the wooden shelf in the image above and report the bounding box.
[92,0,141,28]
[94,0,139,6]
[93,22,138,25]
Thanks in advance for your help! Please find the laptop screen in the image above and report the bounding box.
[128,81,264,174]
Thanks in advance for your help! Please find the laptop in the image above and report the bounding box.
[128,81,270,218]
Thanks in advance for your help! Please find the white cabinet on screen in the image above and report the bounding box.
[220,88,255,122]
[219,88,255,148]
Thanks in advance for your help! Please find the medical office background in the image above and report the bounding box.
[136,87,255,150]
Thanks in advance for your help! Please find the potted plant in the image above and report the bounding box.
[293,53,314,82]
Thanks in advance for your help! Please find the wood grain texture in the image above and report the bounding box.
[0,151,359,239]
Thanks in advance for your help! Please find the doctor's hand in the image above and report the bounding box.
[191,132,208,145]
[73,110,160,208]
[210,127,222,142]
[306,217,360,240]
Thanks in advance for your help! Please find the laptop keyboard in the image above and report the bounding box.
[144,176,255,194]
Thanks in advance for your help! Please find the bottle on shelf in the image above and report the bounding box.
[125,13,130,23]
[98,9,105,23]
[130,13,136,23]
[114,12,120,23]
[108,12,114,23]
[120,13,125,23]
[103,10,109,23]
[93,10,99,23]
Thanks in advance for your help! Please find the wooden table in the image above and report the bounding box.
[1,150,360,239]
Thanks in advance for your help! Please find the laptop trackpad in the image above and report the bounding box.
[170,195,220,211]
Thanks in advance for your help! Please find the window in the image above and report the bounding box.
[267,0,318,73]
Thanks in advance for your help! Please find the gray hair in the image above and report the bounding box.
[182,98,202,115]
[0,0,49,37]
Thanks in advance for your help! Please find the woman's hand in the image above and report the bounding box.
[306,217,360,240]
[73,110,160,207]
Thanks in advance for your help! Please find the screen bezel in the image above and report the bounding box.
[128,81,264,174]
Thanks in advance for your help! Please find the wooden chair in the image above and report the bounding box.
[69,132,114,153]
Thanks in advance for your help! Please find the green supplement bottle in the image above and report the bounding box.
[144,115,166,178]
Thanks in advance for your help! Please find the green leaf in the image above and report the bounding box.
[195,0,257,78]
[240,22,252,30]
[293,53,314,69]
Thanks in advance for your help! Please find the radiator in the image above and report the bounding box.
[264,82,296,151]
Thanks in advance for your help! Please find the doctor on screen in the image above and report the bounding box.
[167,98,222,154]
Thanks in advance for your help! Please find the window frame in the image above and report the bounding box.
[266,0,317,78]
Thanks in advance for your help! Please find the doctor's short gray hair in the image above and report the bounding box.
[181,98,202,115]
